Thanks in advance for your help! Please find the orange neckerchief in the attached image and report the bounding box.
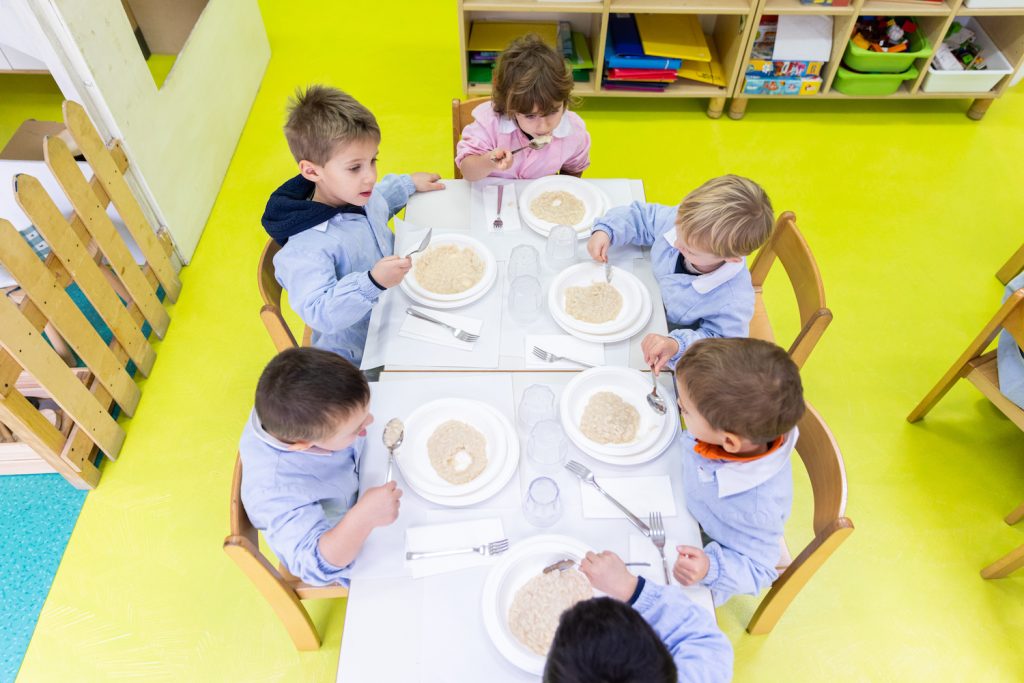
[693,435,786,463]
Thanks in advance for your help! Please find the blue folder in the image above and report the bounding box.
[608,13,645,57]
[604,32,682,71]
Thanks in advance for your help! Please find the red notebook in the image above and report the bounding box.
[607,67,678,80]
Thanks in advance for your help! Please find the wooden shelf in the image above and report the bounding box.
[763,0,856,14]
[600,79,730,95]
[463,0,604,12]
[859,0,952,15]
[609,0,752,12]
[959,4,1024,14]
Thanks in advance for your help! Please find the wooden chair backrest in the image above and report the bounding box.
[256,238,299,351]
[749,212,832,368]
[451,97,489,179]
[794,402,848,535]
[997,243,1024,284]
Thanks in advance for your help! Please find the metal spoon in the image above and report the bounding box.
[647,367,667,415]
[510,134,552,155]
[382,418,404,483]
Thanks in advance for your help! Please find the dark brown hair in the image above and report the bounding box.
[284,85,380,165]
[491,34,574,117]
[676,338,804,443]
[254,348,370,443]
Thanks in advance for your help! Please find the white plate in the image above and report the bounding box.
[560,367,668,457]
[401,429,519,507]
[481,534,596,675]
[397,399,509,498]
[550,287,653,344]
[401,234,497,307]
[518,176,610,241]
[548,262,647,336]
[568,400,678,466]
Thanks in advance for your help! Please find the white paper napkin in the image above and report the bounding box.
[404,518,505,578]
[579,475,677,519]
[629,532,684,587]
[525,334,605,369]
[399,305,482,351]
[482,183,521,232]
[393,217,432,257]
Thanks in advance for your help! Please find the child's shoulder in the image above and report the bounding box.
[470,100,499,123]
[563,109,589,132]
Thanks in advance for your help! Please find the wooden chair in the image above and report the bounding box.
[256,238,310,351]
[223,456,348,650]
[748,212,832,369]
[747,402,854,635]
[907,288,1024,429]
[450,97,489,180]
[997,243,1024,285]
[981,502,1024,579]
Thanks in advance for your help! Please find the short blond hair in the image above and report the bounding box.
[284,85,380,165]
[675,175,774,259]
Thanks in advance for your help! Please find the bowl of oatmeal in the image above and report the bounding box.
[401,234,497,306]
[518,175,610,239]
[548,262,649,337]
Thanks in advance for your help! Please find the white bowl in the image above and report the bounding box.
[402,234,497,305]
[518,176,610,240]
[548,262,646,336]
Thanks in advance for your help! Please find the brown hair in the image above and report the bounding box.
[254,347,370,443]
[284,85,380,165]
[676,175,775,259]
[676,338,804,444]
[491,34,574,117]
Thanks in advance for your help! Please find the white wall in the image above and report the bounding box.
[31,0,270,261]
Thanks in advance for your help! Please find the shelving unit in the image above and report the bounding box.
[456,0,762,117]
[728,0,1024,119]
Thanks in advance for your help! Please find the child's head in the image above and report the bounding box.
[492,34,574,139]
[284,85,380,207]
[254,347,373,452]
[673,175,775,270]
[544,597,676,683]
[676,338,804,453]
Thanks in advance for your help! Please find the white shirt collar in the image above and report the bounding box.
[715,426,799,498]
[249,409,331,455]
[661,229,746,294]
[497,111,573,138]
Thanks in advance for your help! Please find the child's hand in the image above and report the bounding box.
[370,255,412,288]
[579,550,638,602]
[673,545,709,585]
[489,149,513,171]
[354,481,403,528]
[587,231,610,263]
[641,334,680,374]
[411,172,445,192]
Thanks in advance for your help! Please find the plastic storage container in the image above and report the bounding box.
[922,18,1014,92]
[843,27,931,73]
[832,65,919,95]
[964,0,1024,8]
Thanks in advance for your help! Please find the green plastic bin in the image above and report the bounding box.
[842,27,931,73]
[832,65,919,95]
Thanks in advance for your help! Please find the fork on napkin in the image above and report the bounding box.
[525,334,604,369]
[404,518,505,578]
[400,306,483,351]
[482,183,521,232]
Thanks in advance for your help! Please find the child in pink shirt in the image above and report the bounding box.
[456,34,591,181]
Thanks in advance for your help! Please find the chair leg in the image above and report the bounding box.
[1006,501,1024,526]
[981,544,1024,579]
[907,366,968,422]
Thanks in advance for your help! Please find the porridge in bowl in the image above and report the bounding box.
[508,568,592,656]
[529,191,586,226]
[580,392,640,444]
[564,282,623,324]
[414,244,485,295]
[427,420,488,484]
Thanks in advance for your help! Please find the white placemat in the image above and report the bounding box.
[405,518,506,578]
[482,183,522,232]
[580,474,677,519]
[399,306,483,351]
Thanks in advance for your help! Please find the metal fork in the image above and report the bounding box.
[532,346,595,368]
[649,511,670,584]
[405,307,480,342]
[406,538,510,561]
[492,184,504,230]
[565,460,650,536]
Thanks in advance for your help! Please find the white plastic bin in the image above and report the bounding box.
[922,18,1014,93]
[964,0,1024,9]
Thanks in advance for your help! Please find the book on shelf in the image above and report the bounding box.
[467,21,559,52]
[635,13,711,62]
[605,32,683,70]
[606,67,679,81]
[677,36,727,87]
[609,13,646,57]
[603,81,671,92]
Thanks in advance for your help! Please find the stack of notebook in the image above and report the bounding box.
[604,13,726,92]
[467,21,594,86]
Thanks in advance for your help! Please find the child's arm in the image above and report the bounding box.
[455,117,513,181]
[316,481,402,569]
[559,125,591,178]
[674,536,780,607]
[641,290,753,371]
[632,582,734,683]
[591,202,676,251]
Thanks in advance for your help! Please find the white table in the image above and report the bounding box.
[361,179,669,372]
[337,373,714,683]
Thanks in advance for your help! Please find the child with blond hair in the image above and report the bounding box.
[456,34,591,180]
[587,175,775,372]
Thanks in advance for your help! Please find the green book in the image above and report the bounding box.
[468,63,493,84]
[570,32,594,70]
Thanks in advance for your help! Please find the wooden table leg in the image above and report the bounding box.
[706,97,726,119]
[967,98,993,121]
[728,97,749,120]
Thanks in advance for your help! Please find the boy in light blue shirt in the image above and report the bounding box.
[545,550,733,683]
[587,175,775,372]
[239,347,402,585]
[671,338,805,606]
[261,85,445,366]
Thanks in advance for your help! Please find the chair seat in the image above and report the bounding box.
[965,350,1024,430]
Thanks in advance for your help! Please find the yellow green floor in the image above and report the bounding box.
[9,1,1024,680]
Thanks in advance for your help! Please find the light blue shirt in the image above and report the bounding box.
[632,581,734,683]
[273,174,416,366]
[679,428,797,606]
[593,202,754,365]
[238,409,365,586]
[997,271,1024,409]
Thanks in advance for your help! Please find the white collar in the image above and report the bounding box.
[661,230,746,294]
[714,427,798,498]
[249,409,331,455]
[497,111,573,138]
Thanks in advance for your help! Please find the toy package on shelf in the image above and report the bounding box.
[744,74,823,95]
[744,16,825,95]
